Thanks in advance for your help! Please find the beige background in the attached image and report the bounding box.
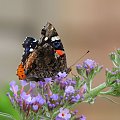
[0,0,120,120]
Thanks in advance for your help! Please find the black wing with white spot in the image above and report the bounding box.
[40,22,64,51]
[22,37,38,64]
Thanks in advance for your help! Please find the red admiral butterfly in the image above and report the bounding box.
[17,22,71,81]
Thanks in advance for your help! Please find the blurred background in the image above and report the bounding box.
[0,0,120,120]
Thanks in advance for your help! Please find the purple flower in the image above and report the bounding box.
[57,108,71,120]
[73,110,78,115]
[59,80,67,89]
[39,81,45,87]
[48,103,52,108]
[71,94,80,103]
[65,86,75,94]
[32,104,39,111]
[20,80,28,87]
[58,72,67,78]
[66,78,76,86]
[75,94,80,100]
[55,117,64,120]
[30,82,36,89]
[76,64,82,69]
[10,81,19,96]
[82,83,87,93]
[31,97,36,104]
[52,104,55,108]
[44,77,52,83]
[20,92,32,104]
[83,59,96,70]
[20,80,28,93]
[50,94,59,101]
[20,92,28,99]
[26,96,32,104]
[36,94,45,105]
[6,92,14,104]
[115,79,120,83]
[80,115,86,120]
[10,81,16,87]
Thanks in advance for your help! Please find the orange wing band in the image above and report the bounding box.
[16,63,26,80]
[55,50,64,56]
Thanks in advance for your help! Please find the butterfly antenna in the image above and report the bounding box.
[69,50,90,68]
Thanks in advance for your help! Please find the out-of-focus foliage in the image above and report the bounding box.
[0,85,19,120]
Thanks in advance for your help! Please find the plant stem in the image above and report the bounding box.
[84,82,106,100]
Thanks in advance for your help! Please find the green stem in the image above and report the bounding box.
[99,91,112,95]
[84,82,106,100]
[67,82,107,109]
[86,78,92,92]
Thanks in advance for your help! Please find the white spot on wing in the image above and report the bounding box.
[51,36,56,41]
[45,37,48,41]
[51,36,60,41]
[29,48,34,52]
[33,39,37,42]
[56,36,60,40]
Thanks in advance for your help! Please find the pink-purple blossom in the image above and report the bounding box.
[57,108,71,120]
[65,86,75,94]
[10,80,19,96]
[20,80,28,87]
[80,115,86,120]
[50,94,59,101]
[83,59,96,70]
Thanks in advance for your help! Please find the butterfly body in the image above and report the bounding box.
[17,22,69,81]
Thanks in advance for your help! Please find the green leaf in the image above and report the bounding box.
[0,112,16,120]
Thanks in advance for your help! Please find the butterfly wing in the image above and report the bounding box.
[17,23,69,81]
[22,37,38,64]
[17,37,38,80]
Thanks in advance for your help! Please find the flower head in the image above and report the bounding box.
[83,59,96,70]
[50,94,59,101]
[44,77,52,83]
[65,86,75,94]
[20,80,28,87]
[39,81,45,87]
[57,108,71,120]
[35,94,45,105]
[32,104,39,111]
[10,80,19,96]
[79,115,86,120]
[10,80,16,87]
[20,92,32,104]
[76,64,82,69]
[30,82,36,89]
[57,72,67,79]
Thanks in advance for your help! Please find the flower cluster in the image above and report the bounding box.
[103,49,120,96]
[7,72,87,120]
[7,48,120,120]
[7,81,45,119]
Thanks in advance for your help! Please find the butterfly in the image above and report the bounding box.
[16,22,71,82]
